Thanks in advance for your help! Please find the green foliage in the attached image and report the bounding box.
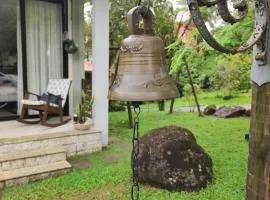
[109,101,126,112]
[3,111,249,200]
[212,53,252,95]
[183,84,201,110]
[75,92,94,124]
[84,9,92,53]
[213,6,255,49]
[109,0,176,47]
[169,3,255,96]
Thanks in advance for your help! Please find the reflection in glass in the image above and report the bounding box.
[0,0,18,118]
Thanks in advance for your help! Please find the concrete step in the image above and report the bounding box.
[0,148,66,172]
[0,161,71,188]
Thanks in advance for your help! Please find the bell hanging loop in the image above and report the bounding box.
[127,6,154,35]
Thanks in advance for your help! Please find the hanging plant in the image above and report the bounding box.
[63,32,78,54]
[63,38,78,54]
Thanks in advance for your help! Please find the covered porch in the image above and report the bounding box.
[0,119,102,188]
[0,0,110,147]
[0,0,109,188]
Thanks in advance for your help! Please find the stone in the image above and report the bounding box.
[137,126,213,191]
[223,95,233,100]
[203,105,216,115]
[214,106,246,118]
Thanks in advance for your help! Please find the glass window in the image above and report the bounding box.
[0,0,18,119]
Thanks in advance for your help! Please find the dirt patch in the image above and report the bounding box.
[109,136,131,150]
[109,136,120,145]
[114,142,131,150]
[68,159,92,170]
[103,153,123,164]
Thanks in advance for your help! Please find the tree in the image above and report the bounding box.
[84,9,92,55]
[184,58,203,116]
[212,53,252,96]
[108,0,176,48]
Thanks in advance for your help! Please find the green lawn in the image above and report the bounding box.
[3,111,249,200]
[176,91,251,106]
[141,91,251,111]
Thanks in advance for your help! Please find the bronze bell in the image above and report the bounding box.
[108,6,179,102]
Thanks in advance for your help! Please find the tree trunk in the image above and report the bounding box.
[169,71,180,114]
[185,61,203,117]
[158,100,165,111]
[127,102,133,129]
[169,99,175,113]
[246,83,270,199]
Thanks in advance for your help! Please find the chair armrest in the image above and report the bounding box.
[24,91,41,100]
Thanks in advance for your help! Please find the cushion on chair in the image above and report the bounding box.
[40,93,59,104]
[21,99,59,107]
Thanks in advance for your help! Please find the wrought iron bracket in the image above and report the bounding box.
[254,11,269,66]
[187,0,269,55]
[187,0,270,85]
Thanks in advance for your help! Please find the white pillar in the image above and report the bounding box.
[92,0,109,147]
[68,0,85,116]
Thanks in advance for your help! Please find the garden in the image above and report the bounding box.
[2,0,258,199]
[2,92,251,200]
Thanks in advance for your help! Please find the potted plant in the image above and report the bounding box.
[74,92,94,131]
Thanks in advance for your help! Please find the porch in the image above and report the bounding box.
[0,120,102,188]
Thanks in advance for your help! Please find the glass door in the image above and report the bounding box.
[0,0,18,120]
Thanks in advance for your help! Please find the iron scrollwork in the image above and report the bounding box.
[187,0,269,65]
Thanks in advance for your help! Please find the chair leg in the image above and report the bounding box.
[59,108,63,123]
[17,105,41,124]
[41,107,70,127]
[19,105,26,121]
[39,111,43,120]
[41,108,48,125]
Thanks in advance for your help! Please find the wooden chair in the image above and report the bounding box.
[17,79,72,127]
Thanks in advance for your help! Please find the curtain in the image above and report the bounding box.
[25,0,63,98]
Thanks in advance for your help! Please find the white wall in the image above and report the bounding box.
[92,0,109,147]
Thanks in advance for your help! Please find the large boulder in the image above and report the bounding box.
[214,106,246,118]
[138,126,213,191]
[203,105,216,115]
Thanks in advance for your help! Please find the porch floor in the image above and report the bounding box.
[0,119,95,140]
[0,119,102,156]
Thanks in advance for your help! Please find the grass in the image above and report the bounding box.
[2,110,249,200]
[176,91,251,106]
[141,91,251,111]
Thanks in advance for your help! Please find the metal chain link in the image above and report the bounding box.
[131,104,141,200]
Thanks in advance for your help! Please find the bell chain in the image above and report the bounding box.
[131,104,141,200]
